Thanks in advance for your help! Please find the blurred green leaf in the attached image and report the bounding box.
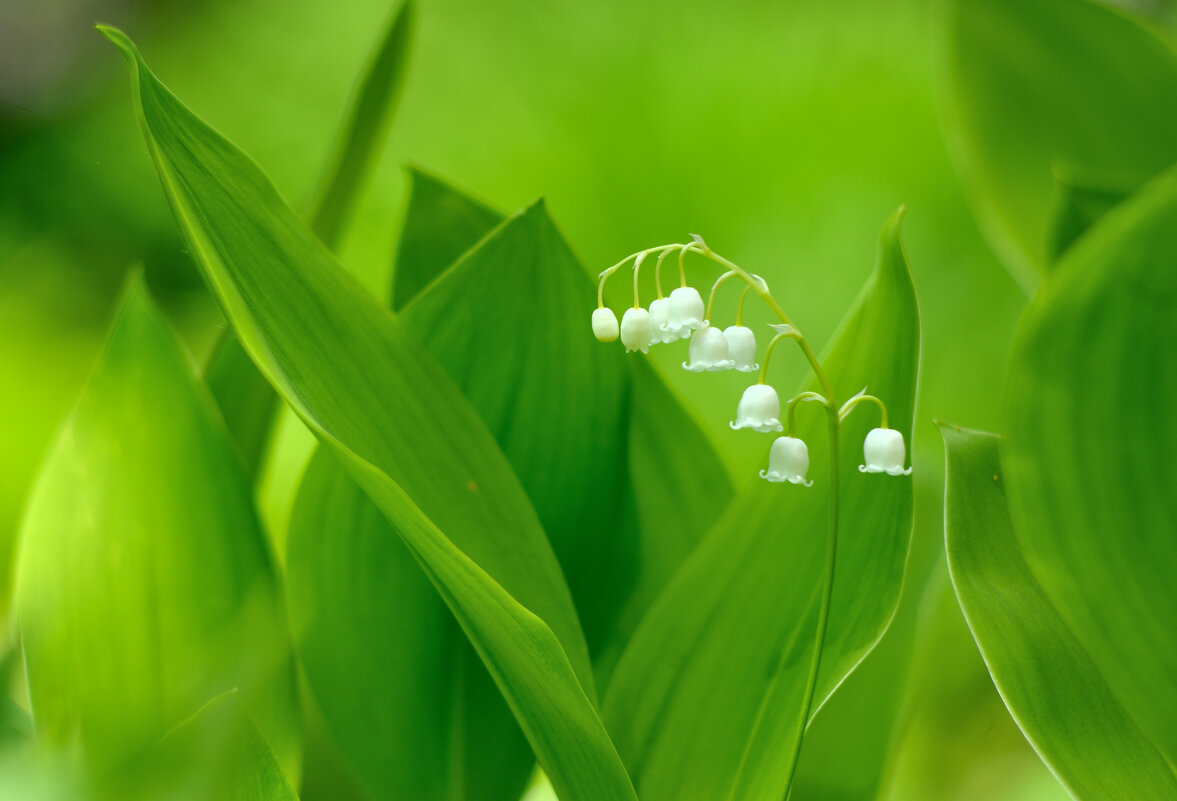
[392,166,503,311]
[1003,164,1177,767]
[941,423,1177,800]
[935,0,1177,288]
[1045,164,1137,266]
[101,28,636,801]
[12,277,298,775]
[128,691,299,801]
[307,1,415,248]
[603,210,920,801]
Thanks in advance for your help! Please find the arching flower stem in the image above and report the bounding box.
[705,271,740,323]
[838,391,889,429]
[785,391,828,437]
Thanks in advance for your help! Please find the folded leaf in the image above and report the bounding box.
[1045,164,1137,265]
[941,423,1177,800]
[1003,163,1177,766]
[603,209,920,801]
[13,277,298,775]
[100,28,635,801]
[935,0,1177,287]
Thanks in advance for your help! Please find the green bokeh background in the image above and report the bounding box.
[6,0,1162,797]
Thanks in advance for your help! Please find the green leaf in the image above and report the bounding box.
[100,28,636,801]
[204,332,276,479]
[128,691,299,801]
[941,424,1177,800]
[1045,164,1137,266]
[391,166,503,311]
[12,277,298,775]
[289,448,532,801]
[290,190,631,801]
[1003,164,1177,766]
[206,2,415,480]
[306,1,415,248]
[602,209,920,801]
[935,0,1177,288]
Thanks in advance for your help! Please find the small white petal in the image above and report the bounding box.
[668,286,706,332]
[723,325,759,372]
[861,428,909,475]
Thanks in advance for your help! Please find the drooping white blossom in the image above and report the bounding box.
[648,298,681,344]
[729,384,783,433]
[682,325,734,372]
[620,307,653,354]
[666,286,706,337]
[760,436,813,486]
[859,427,912,475]
[723,325,758,372]
[592,307,619,342]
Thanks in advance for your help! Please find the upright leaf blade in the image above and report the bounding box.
[13,278,298,775]
[603,210,920,801]
[100,28,636,801]
[935,0,1177,287]
[1004,163,1177,765]
[307,1,415,248]
[942,424,1177,801]
[392,166,502,310]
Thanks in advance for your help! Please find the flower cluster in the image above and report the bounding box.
[592,237,911,484]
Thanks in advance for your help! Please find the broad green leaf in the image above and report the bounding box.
[289,448,532,801]
[941,424,1177,800]
[290,192,630,801]
[1003,164,1177,766]
[127,691,299,801]
[399,200,631,651]
[306,1,415,248]
[101,28,636,801]
[12,277,297,775]
[603,209,920,801]
[935,0,1177,288]
[391,166,503,310]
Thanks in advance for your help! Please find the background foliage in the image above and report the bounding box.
[2,0,1175,799]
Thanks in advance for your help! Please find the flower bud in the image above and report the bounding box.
[620,307,653,354]
[592,307,619,342]
[760,436,813,486]
[682,325,734,372]
[859,428,912,475]
[723,325,758,372]
[729,384,783,433]
[667,286,705,335]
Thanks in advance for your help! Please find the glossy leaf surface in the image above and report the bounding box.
[942,424,1177,800]
[13,278,297,774]
[935,0,1177,287]
[1004,164,1177,767]
[603,210,920,801]
[101,28,635,801]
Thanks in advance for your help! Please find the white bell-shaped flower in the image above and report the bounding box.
[723,325,758,372]
[648,298,679,344]
[620,307,653,354]
[666,286,706,337]
[729,384,783,432]
[859,428,912,475]
[592,307,619,342]
[760,436,813,486]
[682,324,734,372]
